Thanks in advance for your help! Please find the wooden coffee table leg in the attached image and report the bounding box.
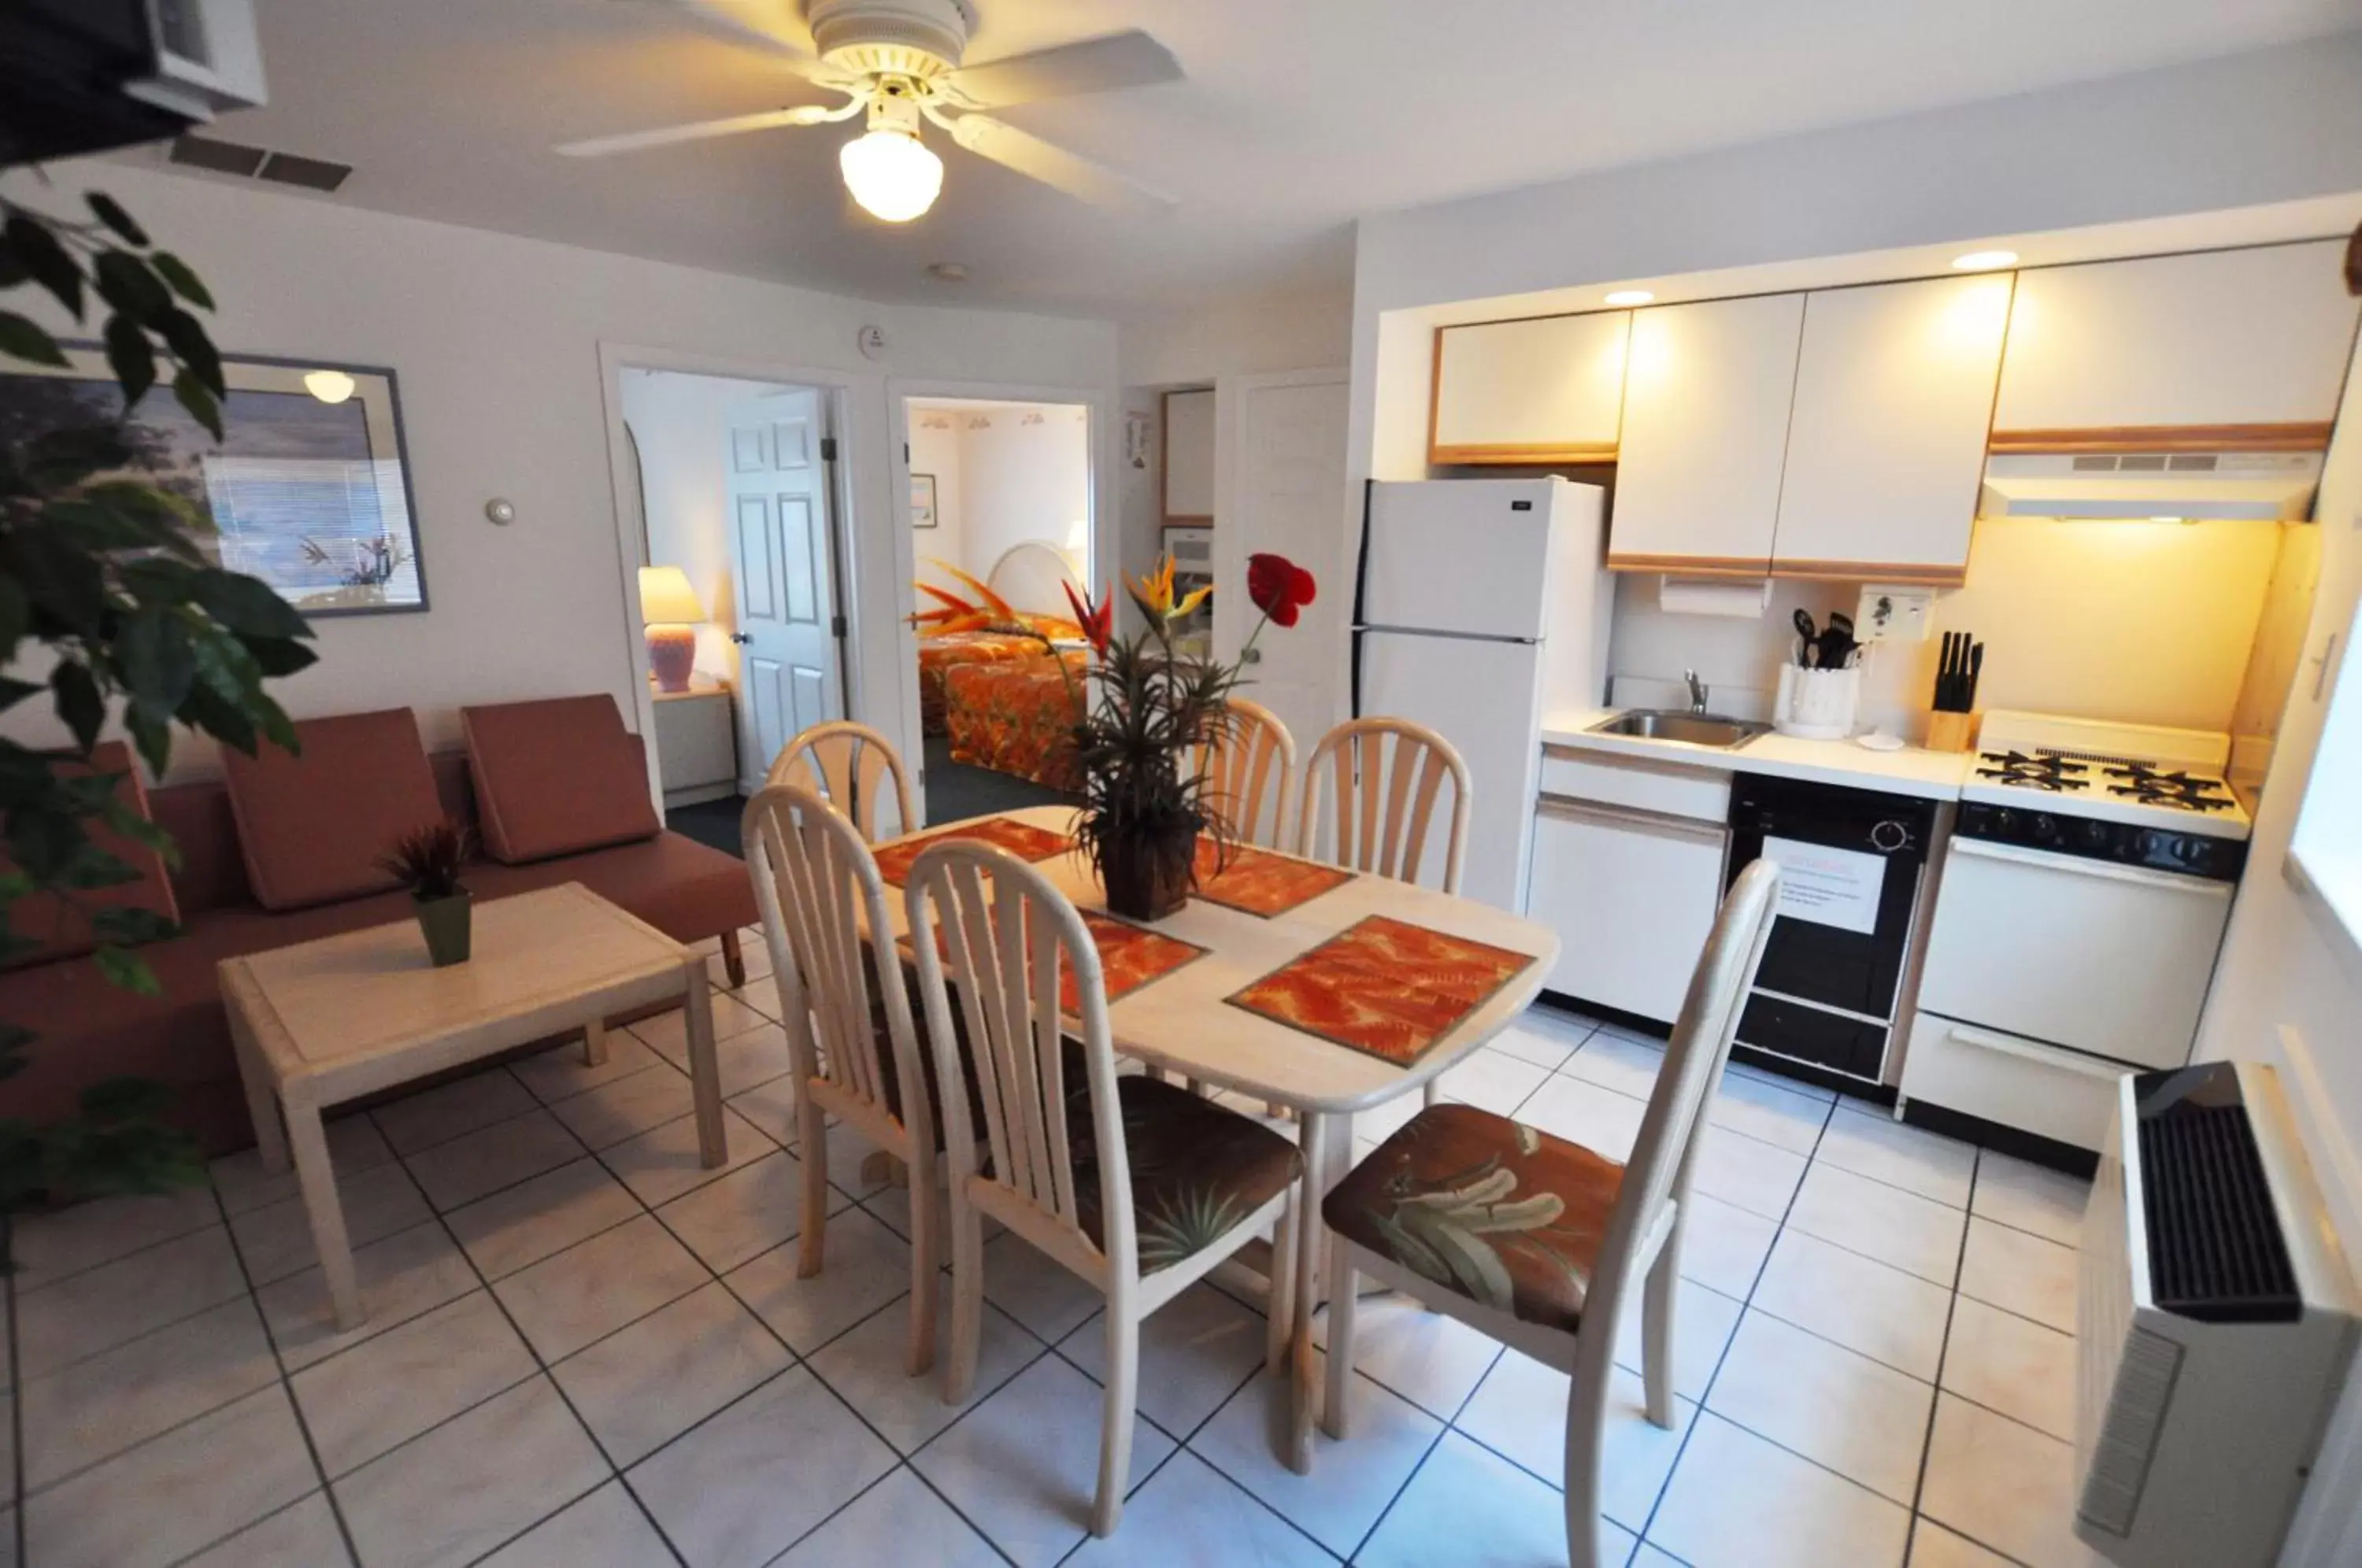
[582,1017,608,1067]
[286,1095,361,1330]
[228,1004,290,1175]
[685,960,727,1167]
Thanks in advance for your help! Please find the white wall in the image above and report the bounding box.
[0,161,1116,774]
[906,409,968,592]
[1119,284,1353,387]
[905,399,1089,612]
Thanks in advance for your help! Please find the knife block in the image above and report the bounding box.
[1925,710,1979,754]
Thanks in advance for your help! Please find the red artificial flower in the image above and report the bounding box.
[1063,579,1114,655]
[1247,553,1317,629]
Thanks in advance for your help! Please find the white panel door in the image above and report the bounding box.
[1609,293,1804,573]
[1772,274,2012,579]
[727,388,840,790]
[1218,374,1348,762]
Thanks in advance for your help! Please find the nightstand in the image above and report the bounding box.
[652,682,737,806]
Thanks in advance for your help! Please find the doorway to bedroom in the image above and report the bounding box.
[905,395,1094,823]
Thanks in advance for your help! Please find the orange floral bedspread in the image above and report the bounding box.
[916,632,1043,737]
[944,652,1087,791]
[1226,915,1534,1065]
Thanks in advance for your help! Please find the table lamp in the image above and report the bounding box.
[638,565,706,693]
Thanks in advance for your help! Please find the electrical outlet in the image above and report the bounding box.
[1856,585,1935,643]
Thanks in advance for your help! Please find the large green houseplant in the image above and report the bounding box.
[1,181,317,1223]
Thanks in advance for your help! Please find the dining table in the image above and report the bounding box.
[871,805,1561,1472]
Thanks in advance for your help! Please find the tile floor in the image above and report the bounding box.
[2,932,2106,1568]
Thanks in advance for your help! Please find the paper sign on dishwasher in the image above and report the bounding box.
[1760,836,1885,936]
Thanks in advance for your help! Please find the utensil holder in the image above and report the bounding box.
[1775,664,1861,740]
[1925,711,1979,754]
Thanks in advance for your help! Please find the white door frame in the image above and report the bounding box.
[1212,366,1350,719]
[887,376,1117,809]
[598,342,861,803]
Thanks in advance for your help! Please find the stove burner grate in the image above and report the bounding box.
[2102,764,2237,813]
[1975,751,2091,792]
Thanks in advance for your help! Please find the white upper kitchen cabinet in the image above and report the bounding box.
[1992,240,2362,443]
[1608,293,1806,575]
[1771,273,2013,586]
[1163,387,1215,522]
[1429,311,1631,465]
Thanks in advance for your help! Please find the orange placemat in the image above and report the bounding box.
[906,911,1206,1011]
[874,817,1073,888]
[1226,915,1535,1065]
[1190,841,1353,918]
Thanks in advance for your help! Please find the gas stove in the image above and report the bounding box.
[1960,711,2252,844]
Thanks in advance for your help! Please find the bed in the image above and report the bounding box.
[942,649,1090,791]
[913,542,1086,738]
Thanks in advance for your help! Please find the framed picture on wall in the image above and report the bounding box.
[911,472,939,529]
[0,346,428,616]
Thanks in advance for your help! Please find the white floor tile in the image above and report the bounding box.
[775,1467,1005,1568]
[335,1376,609,1568]
[509,1032,670,1107]
[1610,1274,1743,1404]
[1313,1290,1503,1420]
[257,1219,480,1372]
[657,1148,841,1272]
[20,1296,278,1490]
[228,1161,432,1285]
[1066,1448,1335,1566]
[629,992,772,1064]
[403,1108,586,1212]
[180,1492,352,1566]
[16,1224,247,1379]
[1649,1411,1910,1568]
[1788,1163,1965,1286]
[707,1021,799,1096]
[1908,1519,2021,1567]
[1753,1228,1953,1381]
[1940,1297,2076,1441]
[1450,1357,1691,1536]
[725,1202,913,1352]
[493,1213,711,1362]
[727,1073,801,1141]
[445,1157,642,1281]
[479,1480,676,1567]
[1192,1367,1440,1557]
[1360,1429,1635,1568]
[291,1289,538,1477]
[1920,1394,2108,1568]
[1675,1193,1779,1299]
[1491,1012,1594,1073]
[211,1115,393,1216]
[1816,1108,1977,1208]
[814,1117,895,1199]
[914,1355,1175,1568]
[550,1062,699,1149]
[1707,1071,1831,1156]
[598,1107,776,1207]
[1515,1074,1646,1162]
[554,1281,794,1466]
[980,1230,1104,1343]
[1970,1154,2090,1247]
[1061,1282,1270,1437]
[807,1281,1038,1453]
[1435,1047,1553,1118]
[1558,1030,1665,1102]
[24,1385,317,1568]
[9,1187,220,1292]
[630,1366,898,1568]
[372,1070,539,1156]
[1705,1311,1932,1504]
[1957,1218,2078,1335]
[1692,1126,1809,1220]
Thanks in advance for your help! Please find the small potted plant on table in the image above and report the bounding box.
[379,821,475,967]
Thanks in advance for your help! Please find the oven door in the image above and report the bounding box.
[1918,837,2234,1070]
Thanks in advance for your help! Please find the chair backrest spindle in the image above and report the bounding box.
[769,720,916,843]
[1298,717,1471,893]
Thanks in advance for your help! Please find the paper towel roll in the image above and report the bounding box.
[1657,576,1771,618]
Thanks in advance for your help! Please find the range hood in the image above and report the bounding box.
[1979,450,2323,521]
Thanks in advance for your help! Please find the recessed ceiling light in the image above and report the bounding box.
[926,262,968,283]
[1951,250,2019,272]
[1604,289,1654,305]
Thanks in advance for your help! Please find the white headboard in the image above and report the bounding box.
[986,540,1084,619]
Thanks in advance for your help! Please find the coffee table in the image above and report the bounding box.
[219,882,724,1329]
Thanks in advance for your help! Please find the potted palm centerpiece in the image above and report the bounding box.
[377,820,475,967]
[1064,552,1316,921]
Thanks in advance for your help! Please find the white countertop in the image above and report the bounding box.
[1541,708,1973,801]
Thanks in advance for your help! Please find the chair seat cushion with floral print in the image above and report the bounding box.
[1068,1076,1302,1275]
[1322,1103,1624,1333]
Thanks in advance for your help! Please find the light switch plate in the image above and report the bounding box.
[1857,585,1935,643]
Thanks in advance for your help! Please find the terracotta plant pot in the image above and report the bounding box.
[1100,824,1199,923]
[414,889,472,967]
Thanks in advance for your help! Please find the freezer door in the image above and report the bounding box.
[1361,480,1560,639]
[1354,629,1546,911]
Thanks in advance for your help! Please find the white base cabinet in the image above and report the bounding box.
[1526,797,1728,1026]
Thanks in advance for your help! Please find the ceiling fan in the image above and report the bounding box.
[561,0,1183,223]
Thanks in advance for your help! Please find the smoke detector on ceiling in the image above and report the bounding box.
[926,261,968,282]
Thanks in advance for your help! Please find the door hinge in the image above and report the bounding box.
[831,614,848,638]
[820,436,838,462]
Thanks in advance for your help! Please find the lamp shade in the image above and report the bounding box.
[637,565,705,626]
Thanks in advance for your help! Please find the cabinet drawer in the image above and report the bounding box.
[1898,1009,2127,1153]
[1526,799,1728,1026]
[1538,748,1730,822]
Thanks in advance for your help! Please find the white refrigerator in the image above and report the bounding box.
[1352,478,1612,912]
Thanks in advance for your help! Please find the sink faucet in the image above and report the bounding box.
[1683,669,1709,715]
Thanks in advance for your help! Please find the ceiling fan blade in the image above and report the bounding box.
[665,0,813,54]
[939,31,1182,109]
[556,105,836,157]
[947,115,1175,212]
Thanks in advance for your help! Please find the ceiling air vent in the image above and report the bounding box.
[169,136,352,193]
[257,152,351,191]
[170,135,267,176]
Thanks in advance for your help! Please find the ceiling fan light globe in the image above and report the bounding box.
[840,127,943,221]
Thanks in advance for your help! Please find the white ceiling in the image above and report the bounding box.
[160,0,2360,317]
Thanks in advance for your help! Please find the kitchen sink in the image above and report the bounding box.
[1588,710,1771,749]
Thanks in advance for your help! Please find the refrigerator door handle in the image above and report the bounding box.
[1349,627,1364,718]
[1350,478,1375,633]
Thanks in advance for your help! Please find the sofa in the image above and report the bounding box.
[0,697,757,1157]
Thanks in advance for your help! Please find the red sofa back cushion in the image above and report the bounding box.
[462,695,661,864]
[223,709,445,911]
[2,741,180,969]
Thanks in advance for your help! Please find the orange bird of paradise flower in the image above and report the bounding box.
[910,560,1025,634]
[1062,579,1114,654]
[1129,554,1211,623]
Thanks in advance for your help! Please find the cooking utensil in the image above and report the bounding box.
[1793,608,1818,668]
[1966,642,1984,711]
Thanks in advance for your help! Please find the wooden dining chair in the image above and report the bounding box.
[1192,697,1297,851]
[742,782,950,1376]
[904,840,1304,1537]
[1316,859,1781,1568]
[769,719,917,844]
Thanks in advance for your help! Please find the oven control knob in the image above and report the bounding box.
[1871,820,1910,853]
[2079,819,2112,849]
[1993,808,2019,838]
[2030,814,2061,846]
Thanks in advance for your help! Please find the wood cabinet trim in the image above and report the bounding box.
[1768,558,1969,588]
[1431,441,1621,466]
[1987,422,2334,454]
[1605,553,1772,579]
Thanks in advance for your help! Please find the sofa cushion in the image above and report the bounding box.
[223,708,444,912]
[461,831,755,945]
[463,696,661,865]
[4,741,180,970]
